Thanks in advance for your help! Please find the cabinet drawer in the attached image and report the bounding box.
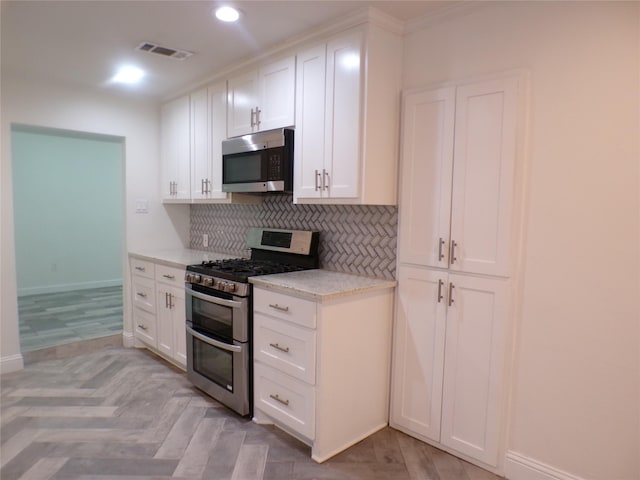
[254,313,316,384]
[254,363,315,440]
[254,288,316,328]
[130,258,155,279]
[132,277,156,313]
[155,265,184,286]
[133,308,156,347]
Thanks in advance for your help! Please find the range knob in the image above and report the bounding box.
[192,274,202,283]
[223,282,236,293]
[203,277,214,287]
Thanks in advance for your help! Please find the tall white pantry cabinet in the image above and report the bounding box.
[390,73,526,472]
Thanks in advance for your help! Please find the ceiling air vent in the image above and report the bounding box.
[136,42,194,60]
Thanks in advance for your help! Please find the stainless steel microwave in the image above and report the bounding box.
[222,128,293,193]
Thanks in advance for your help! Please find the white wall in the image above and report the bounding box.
[403,2,639,479]
[12,127,124,295]
[0,75,190,372]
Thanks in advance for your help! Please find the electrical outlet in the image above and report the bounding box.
[203,234,209,247]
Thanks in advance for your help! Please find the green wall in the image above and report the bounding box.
[11,126,124,295]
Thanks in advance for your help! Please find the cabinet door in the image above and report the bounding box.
[208,81,228,199]
[191,88,209,200]
[161,96,191,200]
[440,273,508,466]
[227,70,258,137]
[390,266,447,443]
[171,287,187,367]
[156,287,173,358]
[324,30,362,198]
[449,76,519,277]
[398,87,455,267]
[294,44,326,200]
[259,56,295,131]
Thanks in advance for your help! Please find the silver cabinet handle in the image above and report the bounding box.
[162,274,175,280]
[201,178,205,195]
[168,293,174,309]
[438,238,446,262]
[269,342,290,353]
[450,240,458,265]
[135,266,146,272]
[137,324,148,331]
[314,170,321,191]
[268,303,289,312]
[136,292,147,298]
[165,292,169,308]
[437,279,444,303]
[250,108,256,128]
[448,283,455,307]
[206,179,211,194]
[323,169,329,190]
[255,106,261,128]
[269,393,290,406]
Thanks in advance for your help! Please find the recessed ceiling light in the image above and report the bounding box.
[112,66,145,84]
[214,6,240,22]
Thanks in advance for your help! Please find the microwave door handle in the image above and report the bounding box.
[186,326,242,353]
[188,289,244,309]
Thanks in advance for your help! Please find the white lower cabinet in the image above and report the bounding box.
[130,257,187,369]
[390,265,509,468]
[252,285,394,463]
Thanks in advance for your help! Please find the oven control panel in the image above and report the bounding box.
[185,273,249,297]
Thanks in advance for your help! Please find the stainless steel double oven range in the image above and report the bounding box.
[184,227,319,416]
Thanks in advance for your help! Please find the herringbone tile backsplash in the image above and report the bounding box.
[190,195,398,279]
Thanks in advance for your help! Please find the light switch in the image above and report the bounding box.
[135,199,149,214]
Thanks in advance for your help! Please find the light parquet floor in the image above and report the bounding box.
[18,286,123,352]
[0,347,502,480]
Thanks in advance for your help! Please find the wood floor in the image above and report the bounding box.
[0,346,502,480]
[18,286,123,352]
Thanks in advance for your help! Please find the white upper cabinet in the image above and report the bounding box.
[398,75,520,277]
[191,82,228,201]
[294,24,401,205]
[227,56,295,137]
[449,77,519,276]
[161,96,191,201]
[161,82,235,204]
[398,86,456,267]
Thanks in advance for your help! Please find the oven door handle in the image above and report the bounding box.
[186,326,242,353]
[188,289,243,309]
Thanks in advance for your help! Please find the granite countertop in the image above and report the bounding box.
[249,269,396,301]
[128,248,238,269]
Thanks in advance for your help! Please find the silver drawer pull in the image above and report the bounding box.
[269,394,290,406]
[269,342,290,353]
[135,266,145,272]
[268,303,289,312]
[136,292,147,298]
[162,274,175,280]
[137,324,148,331]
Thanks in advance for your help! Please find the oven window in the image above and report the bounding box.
[193,337,233,392]
[192,296,233,340]
[224,153,263,183]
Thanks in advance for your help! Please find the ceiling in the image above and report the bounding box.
[1,0,455,101]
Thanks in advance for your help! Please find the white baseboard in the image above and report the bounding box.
[122,331,135,348]
[1,353,25,373]
[505,451,585,480]
[17,279,122,297]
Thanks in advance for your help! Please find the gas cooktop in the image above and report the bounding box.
[187,258,306,283]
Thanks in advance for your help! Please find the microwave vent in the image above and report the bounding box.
[136,42,194,60]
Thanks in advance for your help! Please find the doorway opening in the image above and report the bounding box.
[11,124,125,353]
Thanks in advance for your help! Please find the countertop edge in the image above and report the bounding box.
[249,272,397,301]
[128,249,235,269]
